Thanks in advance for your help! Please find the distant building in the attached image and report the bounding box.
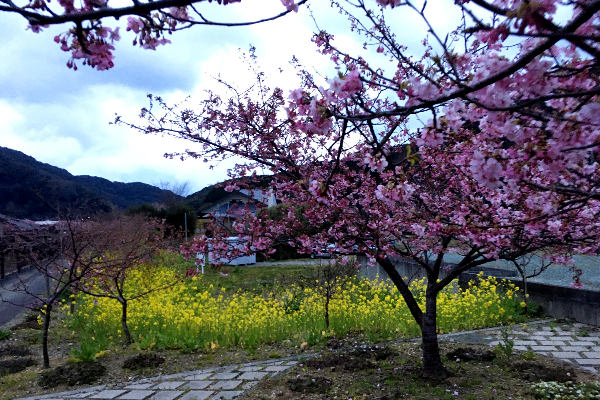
[197,189,277,232]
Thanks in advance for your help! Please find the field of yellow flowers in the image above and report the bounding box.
[66,261,526,352]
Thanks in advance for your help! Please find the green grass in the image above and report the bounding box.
[193,263,311,294]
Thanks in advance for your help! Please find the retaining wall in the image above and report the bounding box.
[358,256,600,326]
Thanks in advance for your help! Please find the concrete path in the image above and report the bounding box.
[14,320,599,400]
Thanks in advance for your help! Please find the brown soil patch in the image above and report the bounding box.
[0,358,36,377]
[123,353,166,370]
[513,359,577,383]
[38,362,107,388]
[445,347,497,362]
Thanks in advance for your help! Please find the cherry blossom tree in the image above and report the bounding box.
[123,76,599,378]
[27,0,596,377]
[1,0,305,70]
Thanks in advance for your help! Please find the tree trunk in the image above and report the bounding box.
[522,273,529,312]
[0,252,4,279]
[324,296,330,329]
[421,290,447,378]
[121,299,132,345]
[42,305,52,368]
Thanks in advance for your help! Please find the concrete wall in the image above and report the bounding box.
[359,256,600,326]
[459,272,600,326]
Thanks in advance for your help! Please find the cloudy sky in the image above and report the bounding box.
[0,0,457,195]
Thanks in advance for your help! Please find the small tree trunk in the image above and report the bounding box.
[70,301,75,315]
[522,273,529,312]
[121,299,133,345]
[421,290,447,378]
[0,252,5,279]
[42,305,52,368]
[324,296,330,329]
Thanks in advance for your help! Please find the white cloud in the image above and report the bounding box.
[0,0,449,194]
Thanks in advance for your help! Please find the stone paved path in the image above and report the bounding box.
[439,319,600,375]
[15,320,599,400]
[16,359,302,400]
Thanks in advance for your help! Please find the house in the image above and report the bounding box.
[197,188,277,232]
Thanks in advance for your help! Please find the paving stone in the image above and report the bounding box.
[560,346,590,352]
[185,373,213,381]
[265,366,289,372]
[210,380,242,390]
[90,391,128,399]
[572,337,600,342]
[160,372,192,380]
[238,366,263,372]
[118,391,155,400]
[210,391,244,399]
[488,341,500,346]
[285,361,299,366]
[124,384,155,390]
[532,331,554,336]
[593,346,600,352]
[64,393,97,398]
[514,340,539,346]
[529,336,551,341]
[151,382,186,390]
[183,381,214,389]
[569,342,595,347]
[580,366,598,374]
[576,359,600,365]
[210,373,239,380]
[238,372,268,380]
[541,327,552,331]
[557,332,574,336]
[53,387,106,398]
[531,346,557,351]
[552,352,582,358]
[513,345,527,351]
[177,391,214,400]
[540,340,567,346]
[241,381,259,390]
[583,352,600,358]
[149,391,183,400]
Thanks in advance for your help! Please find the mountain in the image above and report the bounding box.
[0,147,179,220]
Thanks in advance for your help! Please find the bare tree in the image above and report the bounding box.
[76,215,179,344]
[0,218,113,368]
[304,257,357,329]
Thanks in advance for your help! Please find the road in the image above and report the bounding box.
[0,267,49,326]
